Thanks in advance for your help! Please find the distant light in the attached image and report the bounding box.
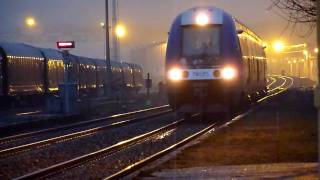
[57,41,75,49]
[303,50,308,56]
[273,41,284,52]
[100,22,105,28]
[196,13,209,26]
[25,17,36,27]
[115,24,126,38]
[314,48,318,53]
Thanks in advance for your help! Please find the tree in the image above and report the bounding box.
[270,0,316,23]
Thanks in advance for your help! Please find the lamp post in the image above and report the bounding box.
[105,0,113,97]
[316,0,320,174]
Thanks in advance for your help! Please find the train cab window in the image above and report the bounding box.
[182,26,221,57]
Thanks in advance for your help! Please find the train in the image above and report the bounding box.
[166,7,267,116]
[0,42,144,105]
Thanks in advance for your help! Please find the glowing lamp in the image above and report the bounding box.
[222,67,237,80]
[168,68,183,81]
[100,22,105,28]
[115,25,126,38]
[196,13,209,26]
[273,41,284,52]
[25,17,36,27]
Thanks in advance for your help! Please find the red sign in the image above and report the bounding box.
[56,41,75,49]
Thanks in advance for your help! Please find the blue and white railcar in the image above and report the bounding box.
[166,7,267,114]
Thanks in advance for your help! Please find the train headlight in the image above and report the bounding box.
[222,67,237,80]
[196,13,209,26]
[168,68,183,81]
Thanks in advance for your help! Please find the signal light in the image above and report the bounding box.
[57,41,75,49]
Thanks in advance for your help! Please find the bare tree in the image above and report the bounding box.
[270,0,316,23]
[269,0,317,36]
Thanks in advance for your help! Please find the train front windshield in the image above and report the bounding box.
[182,26,221,57]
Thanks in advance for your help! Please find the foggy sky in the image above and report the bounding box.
[0,0,316,59]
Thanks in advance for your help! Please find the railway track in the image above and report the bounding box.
[15,118,188,179]
[0,105,177,179]
[106,111,250,180]
[259,75,293,103]
[0,105,171,156]
[1,75,294,179]
[14,110,253,179]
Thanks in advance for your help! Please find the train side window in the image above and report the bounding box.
[253,42,258,58]
[248,40,254,57]
[242,38,247,57]
[257,60,260,82]
[239,38,246,57]
[247,59,251,83]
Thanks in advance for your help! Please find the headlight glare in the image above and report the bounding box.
[222,67,237,80]
[168,68,183,81]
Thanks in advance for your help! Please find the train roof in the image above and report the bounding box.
[0,42,44,58]
[173,7,263,44]
[111,61,122,68]
[120,62,132,69]
[77,56,96,65]
[40,48,64,60]
[125,62,142,70]
[93,59,107,66]
[234,20,263,44]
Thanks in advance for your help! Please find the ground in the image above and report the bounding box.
[138,89,318,178]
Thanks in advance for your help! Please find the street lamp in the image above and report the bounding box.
[25,17,36,28]
[315,48,319,54]
[115,24,126,38]
[100,22,105,28]
[273,41,284,52]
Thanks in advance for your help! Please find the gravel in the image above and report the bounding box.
[50,121,212,179]
[0,112,177,179]
[0,108,170,151]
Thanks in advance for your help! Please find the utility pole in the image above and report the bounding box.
[316,0,320,174]
[105,0,113,97]
[112,0,120,61]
